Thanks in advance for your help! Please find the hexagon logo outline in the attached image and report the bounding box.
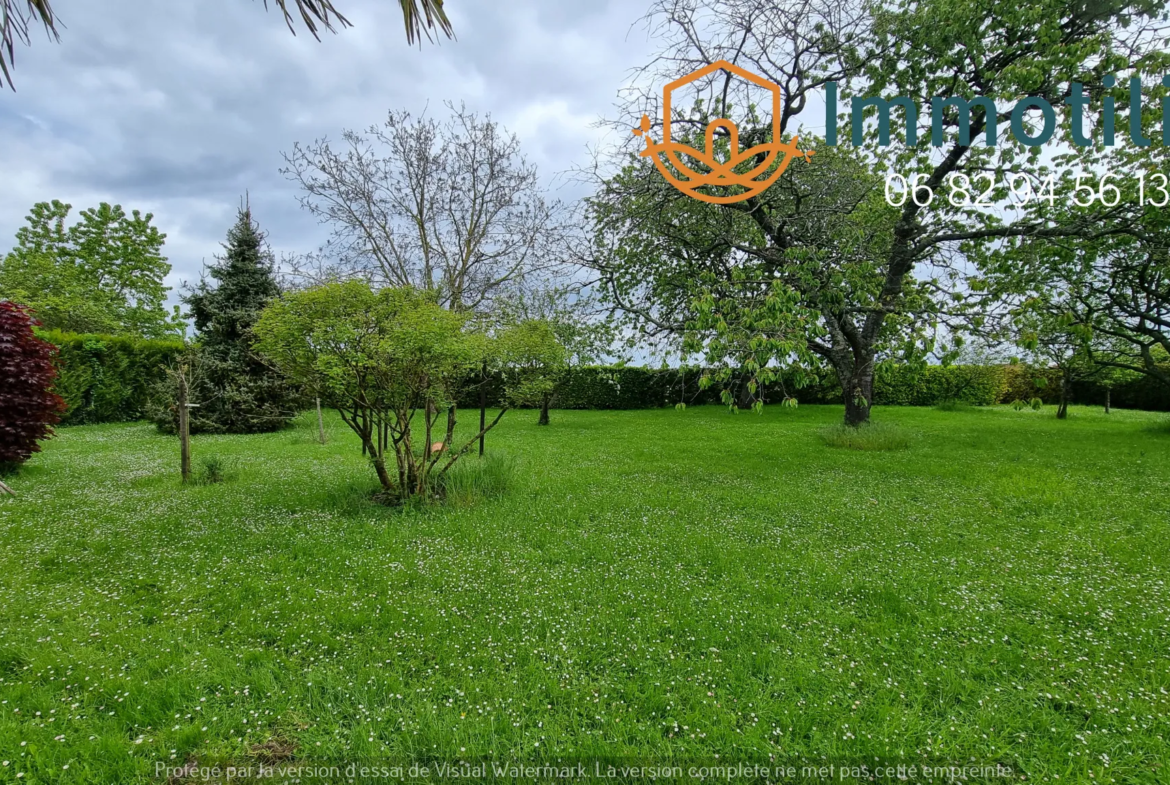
[634,59,814,204]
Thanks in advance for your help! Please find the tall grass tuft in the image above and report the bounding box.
[194,455,231,485]
[434,451,518,505]
[820,421,912,451]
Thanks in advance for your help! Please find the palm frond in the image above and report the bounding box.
[262,0,351,40]
[397,0,453,45]
[1,0,453,91]
[1,0,59,90]
[263,0,453,45]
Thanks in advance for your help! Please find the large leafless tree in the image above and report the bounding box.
[282,102,563,313]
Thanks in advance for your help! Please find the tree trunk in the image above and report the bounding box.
[445,404,457,449]
[178,367,191,483]
[359,410,368,456]
[360,434,395,493]
[839,360,875,427]
[372,455,395,493]
[538,394,550,426]
[735,374,753,410]
[1056,370,1070,420]
[479,362,488,456]
[316,397,326,444]
[1104,387,1111,414]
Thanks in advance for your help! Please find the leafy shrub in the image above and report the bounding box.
[1002,364,1062,406]
[1008,397,1044,412]
[820,422,912,451]
[934,399,971,412]
[433,451,517,506]
[0,302,66,469]
[1073,364,1170,412]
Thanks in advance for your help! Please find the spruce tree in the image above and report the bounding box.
[154,204,298,434]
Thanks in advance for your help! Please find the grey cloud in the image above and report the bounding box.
[0,0,654,299]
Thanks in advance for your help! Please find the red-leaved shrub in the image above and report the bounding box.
[0,301,66,468]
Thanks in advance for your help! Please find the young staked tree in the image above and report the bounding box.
[491,285,612,426]
[588,0,1169,426]
[0,300,65,471]
[1003,302,1099,419]
[161,204,299,434]
[496,319,568,426]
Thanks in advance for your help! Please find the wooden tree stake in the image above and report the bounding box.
[479,360,487,457]
[178,364,191,483]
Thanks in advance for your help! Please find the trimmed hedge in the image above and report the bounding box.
[38,330,185,425]
[872,364,1005,406]
[460,363,1170,412]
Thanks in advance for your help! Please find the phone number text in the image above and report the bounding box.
[884,171,1169,208]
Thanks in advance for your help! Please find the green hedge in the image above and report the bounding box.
[41,337,1170,424]
[871,364,1005,406]
[39,330,185,425]
[460,363,1170,412]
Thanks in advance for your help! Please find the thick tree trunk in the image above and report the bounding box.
[445,405,457,446]
[834,354,875,427]
[538,394,550,426]
[736,374,753,410]
[842,372,874,426]
[1104,387,1111,414]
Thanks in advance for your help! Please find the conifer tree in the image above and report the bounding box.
[153,203,299,434]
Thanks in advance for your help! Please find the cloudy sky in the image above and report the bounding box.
[0,0,658,306]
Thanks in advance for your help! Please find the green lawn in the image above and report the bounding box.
[1,405,1168,783]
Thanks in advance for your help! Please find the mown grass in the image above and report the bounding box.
[0,404,1168,783]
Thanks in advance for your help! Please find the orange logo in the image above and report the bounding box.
[634,60,815,204]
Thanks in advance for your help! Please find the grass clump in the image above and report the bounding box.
[193,455,231,485]
[934,398,971,412]
[434,450,517,505]
[820,420,912,451]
